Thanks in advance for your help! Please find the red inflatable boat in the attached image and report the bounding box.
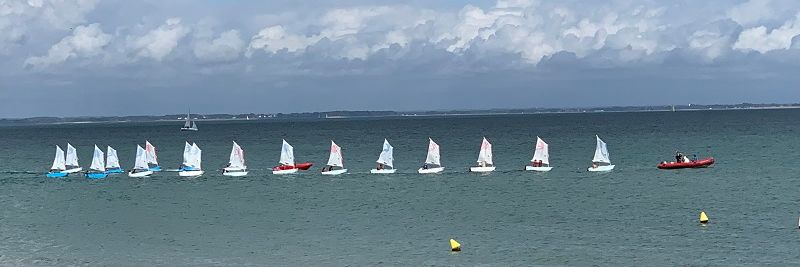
[272,162,314,171]
[657,158,715,169]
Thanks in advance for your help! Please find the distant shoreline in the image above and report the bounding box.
[2,103,798,126]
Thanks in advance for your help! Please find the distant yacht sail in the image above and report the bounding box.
[418,138,444,174]
[371,139,396,174]
[180,108,198,131]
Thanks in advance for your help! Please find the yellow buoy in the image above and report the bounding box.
[449,239,461,252]
[699,211,709,224]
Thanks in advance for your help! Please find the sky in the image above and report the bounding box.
[2,0,800,117]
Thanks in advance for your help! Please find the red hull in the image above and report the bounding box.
[272,162,313,171]
[657,158,715,169]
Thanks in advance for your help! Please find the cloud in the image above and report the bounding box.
[130,18,189,61]
[733,13,800,53]
[24,23,111,67]
[193,29,244,62]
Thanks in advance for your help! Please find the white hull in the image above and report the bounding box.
[64,167,83,173]
[418,167,444,174]
[370,169,396,174]
[525,166,553,172]
[321,169,347,175]
[272,168,299,175]
[223,171,248,177]
[588,165,615,172]
[178,170,205,177]
[128,170,153,177]
[470,166,496,173]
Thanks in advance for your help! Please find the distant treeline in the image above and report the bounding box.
[1,103,798,126]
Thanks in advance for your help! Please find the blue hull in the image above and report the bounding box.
[179,166,198,171]
[46,172,68,178]
[149,166,162,172]
[106,168,124,173]
[85,172,108,179]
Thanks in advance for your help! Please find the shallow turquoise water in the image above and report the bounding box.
[1,109,799,265]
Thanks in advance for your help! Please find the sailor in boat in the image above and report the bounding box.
[422,163,428,169]
[692,154,698,161]
[591,162,598,169]
[376,163,384,170]
[675,151,685,163]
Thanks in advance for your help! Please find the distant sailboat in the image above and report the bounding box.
[370,139,396,174]
[46,145,68,177]
[180,109,198,131]
[105,146,124,173]
[84,145,108,179]
[525,137,553,172]
[223,141,248,176]
[145,140,161,171]
[418,138,444,174]
[321,141,347,175]
[64,143,82,173]
[128,145,153,177]
[588,135,615,172]
[178,142,204,177]
[271,140,313,174]
[470,137,496,172]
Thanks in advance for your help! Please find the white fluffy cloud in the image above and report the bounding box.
[193,29,244,62]
[24,23,111,67]
[130,18,189,61]
[733,13,800,53]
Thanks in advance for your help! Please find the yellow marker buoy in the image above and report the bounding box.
[449,239,461,252]
[699,211,709,224]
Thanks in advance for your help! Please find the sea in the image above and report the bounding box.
[0,109,799,266]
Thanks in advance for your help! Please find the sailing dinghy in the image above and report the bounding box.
[321,141,347,175]
[64,143,82,173]
[180,109,198,131]
[470,137,496,173]
[418,138,444,174]
[588,135,615,172]
[178,142,204,177]
[272,140,314,174]
[223,141,248,176]
[525,137,553,172]
[105,146,124,173]
[145,140,161,171]
[84,145,108,179]
[370,139,396,174]
[46,145,68,178]
[128,145,154,177]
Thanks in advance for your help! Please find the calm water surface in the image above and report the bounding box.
[0,109,799,266]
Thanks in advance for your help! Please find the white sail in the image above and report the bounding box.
[189,143,202,169]
[66,143,79,167]
[51,145,66,171]
[376,139,394,167]
[228,141,246,169]
[106,146,121,169]
[279,139,295,165]
[531,137,549,165]
[326,141,344,167]
[134,145,149,170]
[592,135,611,164]
[476,137,493,165]
[89,145,105,172]
[182,142,192,166]
[145,141,158,165]
[183,112,192,128]
[190,121,197,130]
[425,138,441,166]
